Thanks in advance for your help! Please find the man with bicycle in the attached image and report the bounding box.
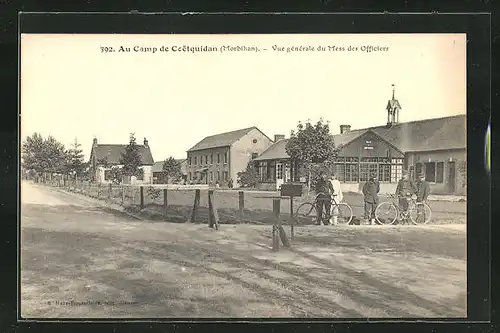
[415,173,430,223]
[395,170,417,223]
[328,173,343,225]
[314,172,331,225]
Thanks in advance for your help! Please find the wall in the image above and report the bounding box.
[95,165,153,184]
[186,147,230,184]
[230,128,274,187]
[338,131,404,158]
[405,149,466,195]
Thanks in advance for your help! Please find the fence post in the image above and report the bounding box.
[163,188,168,220]
[208,190,220,230]
[272,199,280,251]
[290,196,294,241]
[190,189,201,223]
[140,186,144,209]
[108,183,112,199]
[121,185,125,205]
[239,191,245,223]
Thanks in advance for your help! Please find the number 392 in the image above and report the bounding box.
[100,47,114,53]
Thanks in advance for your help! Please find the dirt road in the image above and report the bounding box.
[21,181,466,318]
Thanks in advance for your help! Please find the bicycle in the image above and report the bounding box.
[374,193,432,225]
[295,192,354,225]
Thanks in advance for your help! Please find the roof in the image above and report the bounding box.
[91,144,154,165]
[152,159,187,173]
[368,114,466,152]
[253,138,290,161]
[253,114,466,161]
[187,127,269,152]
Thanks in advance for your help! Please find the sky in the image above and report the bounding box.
[21,33,466,162]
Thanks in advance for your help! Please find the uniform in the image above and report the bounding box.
[362,179,380,223]
[314,177,331,225]
[395,173,416,217]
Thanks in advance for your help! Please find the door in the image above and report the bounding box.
[276,163,284,190]
[448,162,456,194]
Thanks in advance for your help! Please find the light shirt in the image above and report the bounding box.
[329,178,343,203]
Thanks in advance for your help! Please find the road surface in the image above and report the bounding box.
[21,181,466,318]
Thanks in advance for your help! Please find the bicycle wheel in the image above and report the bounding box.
[409,202,432,225]
[332,203,354,225]
[375,201,398,225]
[295,202,318,225]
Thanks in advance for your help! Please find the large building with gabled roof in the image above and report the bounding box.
[185,127,274,186]
[254,87,466,195]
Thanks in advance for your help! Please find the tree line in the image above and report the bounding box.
[22,132,183,184]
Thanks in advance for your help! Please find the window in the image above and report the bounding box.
[333,163,345,182]
[217,171,220,181]
[104,169,111,181]
[210,171,213,181]
[390,163,403,183]
[425,162,436,182]
[223,171,228,181]
[217,153,220,164]
[188,172,191,181]
[259,162,267,181]
[224,152,228,164]
[268,161,276,181]
[360,158,378,182]
[415,163,422,176]
[378,164,391,182]
[204,155,208,165]
[276,164,283,180]
[194,156,198,166]
[210,154,213,164]
[188,157,192,165]
[436,162,444,183]
[345,163,359,182]
[409,166,415,180]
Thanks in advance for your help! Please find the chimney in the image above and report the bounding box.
[92,137,98,147]
[274,134,285,142]
[340,125,351,134]
[143,137,149,148]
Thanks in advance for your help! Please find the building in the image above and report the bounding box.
[186,127,274,187]
[254,88,466,195]
[152,158,188,184]
[89,137,155,184]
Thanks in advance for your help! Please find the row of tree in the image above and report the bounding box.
[22,133,87,179]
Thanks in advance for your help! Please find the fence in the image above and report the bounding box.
[38,176,466,225]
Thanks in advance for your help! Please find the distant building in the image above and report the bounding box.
[254,87,466,195]
[89,137,155,184]
[186,127,274,187]
[152,158,187,184]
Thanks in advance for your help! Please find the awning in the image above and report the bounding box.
[196,167,209,173]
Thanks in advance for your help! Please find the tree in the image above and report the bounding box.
[161,157,182,183]
[66,138,85,178]
[237,160,259,187]
[22,133,68,176]
[120,133,143,178]
[285,119,338,189]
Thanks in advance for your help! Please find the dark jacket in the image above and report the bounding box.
[315,178,330,196]
[415,180,430,202]
[363,180,380,204]
[396,178,416,197]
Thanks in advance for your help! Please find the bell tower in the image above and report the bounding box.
[386,84,402,126]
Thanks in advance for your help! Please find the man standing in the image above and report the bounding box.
[395,170,416,223]
[314,172,331,225]
[415,173,430,222]
[329,173,343,225]
[362,175,380,225]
